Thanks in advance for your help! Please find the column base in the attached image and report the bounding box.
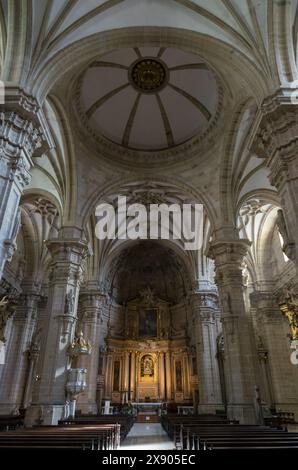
[197,404,225,415]
[227,404,257,424]
[25,404,64,426]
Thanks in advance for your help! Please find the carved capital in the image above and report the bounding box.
[199,309,216,323]
[208,239,251,268]
[78,291,106,323]
[250,92,298,161]
[1,87,53,157]
[190,291,219,323]
[208,240,251,291]
[46,238,89,285]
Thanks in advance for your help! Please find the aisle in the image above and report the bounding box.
[121,423,174,450]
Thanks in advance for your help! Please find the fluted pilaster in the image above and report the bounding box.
[190,291,223,414]
[208,239,257,423]
[25,238,88,425]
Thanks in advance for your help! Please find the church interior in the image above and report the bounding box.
[0,0,298,451]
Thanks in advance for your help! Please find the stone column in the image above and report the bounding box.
[159,352,165,400]
[0,90,52,280]
[123,352,130,403]
[251,97,298,270]
[22,344,40,410]
[75,291,105,414]
[191,291,223,414]
[130,352,136,401]
[165,351,172,401]
[208,239,257,424]
[253,291,298,419]
[96,375,104,414]
[0,288,40,414]
[104,352,113,400]
[25,238,88,426]
[182,353,191,400]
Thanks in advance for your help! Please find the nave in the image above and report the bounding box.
[120,423,174,450]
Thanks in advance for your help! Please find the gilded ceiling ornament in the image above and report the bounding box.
[129,58,168,93]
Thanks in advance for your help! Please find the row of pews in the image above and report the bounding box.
[161,414,298,450]
[0,414,24,431]
[0,415,134,450]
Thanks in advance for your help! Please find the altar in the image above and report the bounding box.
[131,402,164,413]
[131,402,165,422]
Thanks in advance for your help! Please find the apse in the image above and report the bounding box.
[107,241,191,305]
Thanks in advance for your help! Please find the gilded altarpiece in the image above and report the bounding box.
[103,288,194,405]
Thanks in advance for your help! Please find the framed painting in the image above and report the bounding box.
[139,307,158,338]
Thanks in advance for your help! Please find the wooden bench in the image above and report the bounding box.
[0,415,24,431]
[59,415,134,441]
[0,423,121,450]
[162,415,298,450]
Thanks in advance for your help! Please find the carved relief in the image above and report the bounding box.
[0,296,17,342]
[140,354,154,377]
[278,289,298,341]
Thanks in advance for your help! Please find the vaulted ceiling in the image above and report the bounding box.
[78,47,218,150]
[1,0,297,282]
[1,0,298,94]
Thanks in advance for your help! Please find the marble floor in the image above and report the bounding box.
[121,423,175,450]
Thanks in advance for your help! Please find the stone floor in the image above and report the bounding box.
[121,423,175,450]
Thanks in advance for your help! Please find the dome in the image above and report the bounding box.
[78,47,219,151]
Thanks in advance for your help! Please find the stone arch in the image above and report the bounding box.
[32,27,269,104]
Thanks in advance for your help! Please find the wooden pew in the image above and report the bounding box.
[0,415,24,431]
[59,415,134,441]
[0,423,121,450]
[161,415,298,450]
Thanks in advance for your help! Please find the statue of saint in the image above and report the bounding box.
[0,296,17,343]
[64,290,74,315]
[141,355,154,377]
[284,309,298,341]
[279,290,298,341]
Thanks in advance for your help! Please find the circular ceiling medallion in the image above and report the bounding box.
[129,58,168,93]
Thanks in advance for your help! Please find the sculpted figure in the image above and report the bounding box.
[0,296,17,342]
[65,290,75,315]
